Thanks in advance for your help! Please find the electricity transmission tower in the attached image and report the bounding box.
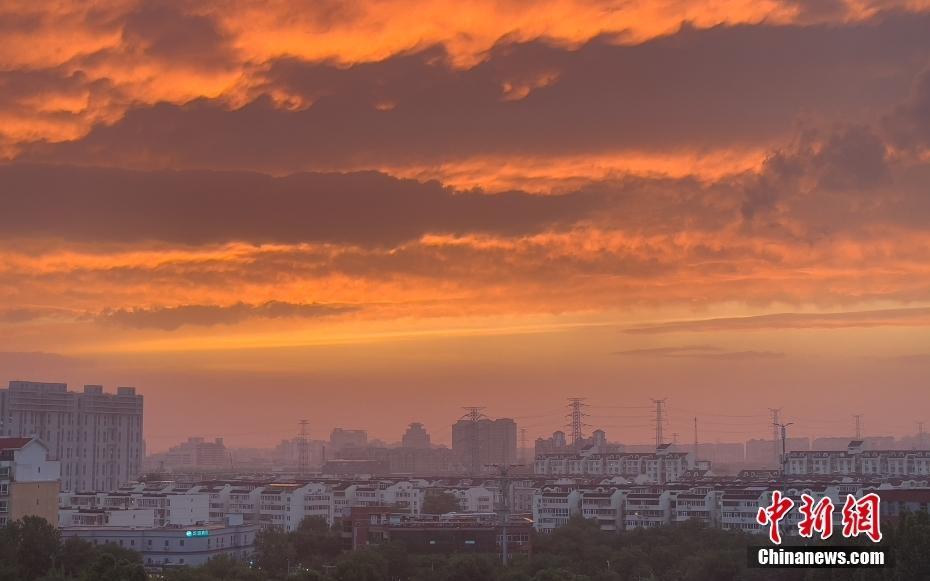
[565,398,589,447]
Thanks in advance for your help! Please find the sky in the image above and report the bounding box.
[2,0,930,452]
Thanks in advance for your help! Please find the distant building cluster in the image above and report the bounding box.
[147,437,230,472]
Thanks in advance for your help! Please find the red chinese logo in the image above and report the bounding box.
[841,492,882,542]
[797,493,834,540]
[757,490,794,544]
[758,491,882,544]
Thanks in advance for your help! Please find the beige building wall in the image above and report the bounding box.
[10,481,59,526]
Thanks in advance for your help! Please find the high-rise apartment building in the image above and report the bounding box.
[0,381,144,492]
[149,437,229,471]
[452,417,517,474]
[401,422,431,449]
[330,428,368,454]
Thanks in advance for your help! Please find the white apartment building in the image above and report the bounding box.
[0,381,144,492]
[720,489,768,533]
[533,489,580,533]
[182,479,426,532]
[580,489,624,532]
[673,488,719,526]
[623,491,671,529]
[60,487,210,528]
[535,447,696,483]
[446,486,495,513]
[785,441,930,477]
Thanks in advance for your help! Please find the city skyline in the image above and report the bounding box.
[3,377,923,454]
[2,3,930,453]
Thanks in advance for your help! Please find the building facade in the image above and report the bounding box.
[452,417,517,474]
[60,518,257,569]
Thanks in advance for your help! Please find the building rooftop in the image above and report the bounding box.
[0,437,33,451]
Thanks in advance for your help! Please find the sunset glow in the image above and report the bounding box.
[2,0,930,451]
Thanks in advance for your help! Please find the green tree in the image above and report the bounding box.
[58,538,96,578]
[78,551,146,581]
[293,516,343,566]
[442,554,498,581]
[255,527,297,579]
[333,550,389,581]
[13,516,60,581]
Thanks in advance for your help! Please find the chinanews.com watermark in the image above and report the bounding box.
[748,491,891,569]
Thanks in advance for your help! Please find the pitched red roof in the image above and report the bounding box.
[0,437,33,451]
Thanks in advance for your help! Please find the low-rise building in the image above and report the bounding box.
[0,437,61,527]
[60,517,257,569]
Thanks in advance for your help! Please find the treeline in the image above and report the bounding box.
[0,516,145,581]
[3,513,930,581]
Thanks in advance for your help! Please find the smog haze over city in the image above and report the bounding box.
[3,0,930,455]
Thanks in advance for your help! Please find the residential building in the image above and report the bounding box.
[402,423,431,449]
[534,446,696,482]
[59,487,210,528]
[0,381,144,492]
[154,437,229,471]
[452,417,517,474]
[0,437,61,526]
[330,429,367,454]
[784,441,930,477]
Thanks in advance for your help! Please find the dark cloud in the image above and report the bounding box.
[98,301,356,330]
[19,12,930,171]
[0,307,79,324]
[612,345,721,356]
[0,164,600,246]
[885,68,930,149]
[120,1,235,69]
[740,125,890,221]
[782,0,850,22]
[612,345,785,359]
[624,307,930,334]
